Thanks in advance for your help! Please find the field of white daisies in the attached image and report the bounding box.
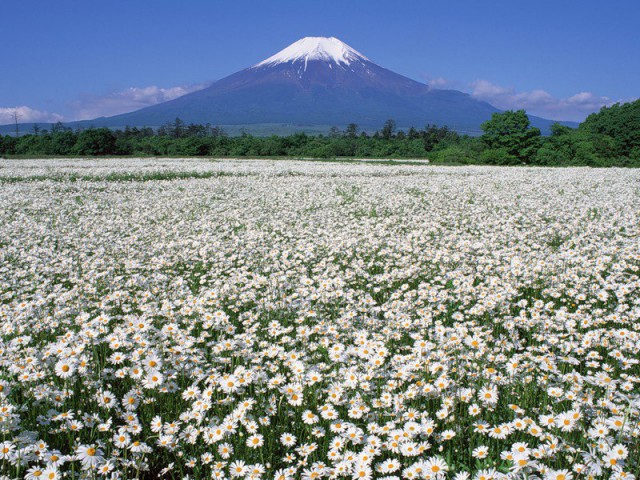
[1,158,639,480]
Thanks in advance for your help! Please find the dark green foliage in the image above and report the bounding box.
[579,100,640,163]
[0,135,17,155]
[480,110,541,164]
[531,99,640,167]
[479,147,520,166]
[73,128,117,156]
[51,131,78,155]
[1,102,639,166]
[344,123,359,139]
[381,119,396,140]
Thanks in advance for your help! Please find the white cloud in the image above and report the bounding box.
[70,83,209,120]
[0,106,64,124]
[469,80,635,122]
[428,77,452,89]
[420,74,464,90]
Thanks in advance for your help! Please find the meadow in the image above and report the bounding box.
[1,158,639,480]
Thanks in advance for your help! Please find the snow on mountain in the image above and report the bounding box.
[255,37,369,69]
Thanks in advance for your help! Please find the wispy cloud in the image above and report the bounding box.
[469,80,635,122]
[428,77,452,89]
[70,83,210,120]
[421,74,464,91]
[0,106,64,124]
[423,74,635,122]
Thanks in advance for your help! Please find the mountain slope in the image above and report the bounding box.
[90,52,504,131]
[3,37,575,134]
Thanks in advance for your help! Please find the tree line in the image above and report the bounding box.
[1,99,638,166]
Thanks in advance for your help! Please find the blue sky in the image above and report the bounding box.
[2,0,638,124]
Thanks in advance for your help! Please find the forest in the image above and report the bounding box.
[1,99,638,167]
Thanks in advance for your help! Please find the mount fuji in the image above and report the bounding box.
[55,37,571,133]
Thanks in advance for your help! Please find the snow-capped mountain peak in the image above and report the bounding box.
[80,34,563,135]
[255,37,369,68]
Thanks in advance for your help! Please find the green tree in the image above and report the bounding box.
[51,121,69,133]
[169,118,185,139]
[480,110,541,164]
[580,99,640,159]
[328,126,341,138]
[73,128,117,156]
[381,119,396,140]
[50,131,78,155]
[344,123,359,139]
[0,135,17,155]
